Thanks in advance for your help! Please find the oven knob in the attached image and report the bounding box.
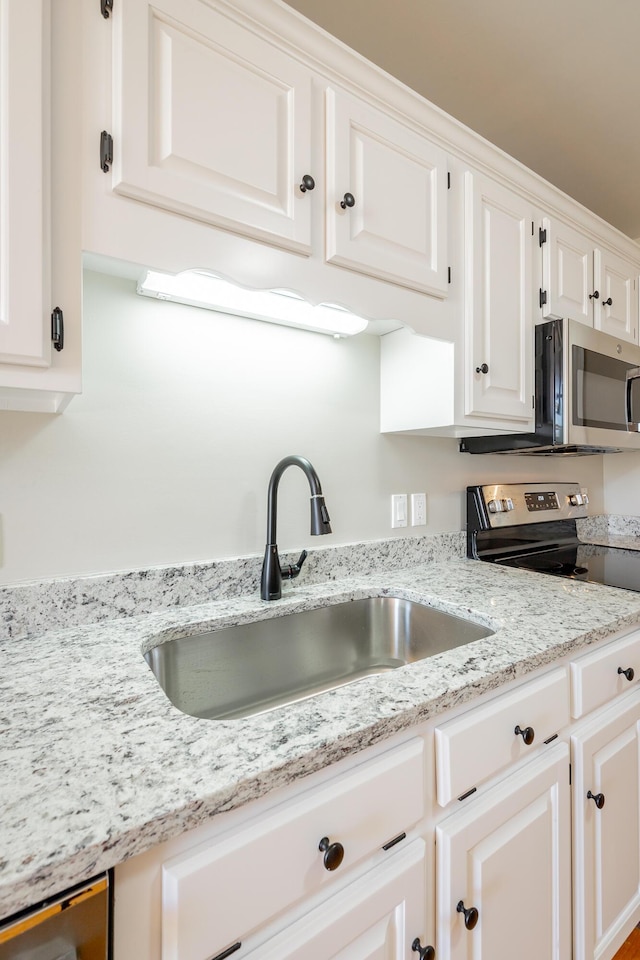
[502,498,515,512]
[487,498,503,513]
[569,493,584,506]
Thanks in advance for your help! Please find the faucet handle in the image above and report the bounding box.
[282,549,308,582]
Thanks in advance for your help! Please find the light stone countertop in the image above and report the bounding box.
[3,555,640,922]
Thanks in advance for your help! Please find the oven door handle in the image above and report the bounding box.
[626,366,640,432]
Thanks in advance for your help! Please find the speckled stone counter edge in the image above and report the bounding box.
[0,532,465,640]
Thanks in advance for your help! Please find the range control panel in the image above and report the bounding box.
[525,491,559,512]
[468,482,590,530]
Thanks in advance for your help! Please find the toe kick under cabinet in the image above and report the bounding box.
[113,626,640,960]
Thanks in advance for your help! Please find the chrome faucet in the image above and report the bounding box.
[261,455,332,601]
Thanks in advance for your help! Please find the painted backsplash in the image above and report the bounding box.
[0,271,605,588]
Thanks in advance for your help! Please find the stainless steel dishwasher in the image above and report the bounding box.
[0,873,110,960]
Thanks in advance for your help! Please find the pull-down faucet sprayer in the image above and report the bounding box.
[261,455,332,601]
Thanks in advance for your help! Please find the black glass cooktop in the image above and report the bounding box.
[496,542,640,593]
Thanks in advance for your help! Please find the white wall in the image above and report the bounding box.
[603,456,640,515]
[0,271,605,585]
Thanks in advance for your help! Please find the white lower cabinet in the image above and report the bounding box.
[436,744,571,960]
[244,840,428,960]
[571,688,640,960]
[113,630,640,960]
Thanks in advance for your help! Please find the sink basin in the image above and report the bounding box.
[144,596,494,721]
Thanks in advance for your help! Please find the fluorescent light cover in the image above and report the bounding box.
[137,270,369,337]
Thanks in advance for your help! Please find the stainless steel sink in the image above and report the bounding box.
[145,596,494,721]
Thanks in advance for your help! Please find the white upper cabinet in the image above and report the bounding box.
[0,0,50,368]
[112,0,314,254]
[464,170,535,424]
[325,86,449,296]
[597,246,638,342]
[0,0,81,412]
[540,216,638,343]
[540,217,593,327]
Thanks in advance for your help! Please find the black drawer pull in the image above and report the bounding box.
[514,724,535,745]
[587,790,605,809]
[412,937,435,960]
[618,666,635,682]
[318,836,344,871]
[299,174,315,193]
[457,900,479,930]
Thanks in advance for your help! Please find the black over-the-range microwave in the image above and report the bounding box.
[460,318,640,456]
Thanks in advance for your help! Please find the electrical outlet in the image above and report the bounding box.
[411,492,427,526]
[391,494,407,528]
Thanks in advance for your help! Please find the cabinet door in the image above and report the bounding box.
[436,743,571,960]
[0,0,51,367]
[464,170,535,424]
[541,216,594,326]
[595,248,638,344]
[572,689,640,960]
[245,840,429,960]
[112,0,313,253]
[325,86,448,297]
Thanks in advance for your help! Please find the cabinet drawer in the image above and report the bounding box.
[435,668,569,806]
[571,629,640,718]
[161,737,425,960]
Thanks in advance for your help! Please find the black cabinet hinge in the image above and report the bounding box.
[448,266,452,284]
[539,288,548,308]
[51,307,64,352]
[447,171,451,189]
[382,832,407,851]
[458,786,477,802]
[539,227,547,247]
[101,0,113,17]
[211,944,241,960]
[100,131,113,173]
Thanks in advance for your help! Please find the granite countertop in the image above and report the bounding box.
[3,551,640,923]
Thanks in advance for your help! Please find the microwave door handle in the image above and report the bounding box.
[626,366,640,431]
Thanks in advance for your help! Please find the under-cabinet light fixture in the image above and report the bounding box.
[136,270,369,337]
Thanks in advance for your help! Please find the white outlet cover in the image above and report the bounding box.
[411,493,427,526]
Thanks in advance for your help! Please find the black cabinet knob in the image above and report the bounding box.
[589,290,600,300]
[299,174,315,193]
[340,192,356,209]
[475,363,489,374]
[318,836,345,871]
[618,666,635,682]
[456,900,479,930]
[587,790,605,809]
[514,724,535,745]
[603,297,613,306]
[412,938,435,960]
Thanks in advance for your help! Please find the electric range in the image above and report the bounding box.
[467,482,640,593]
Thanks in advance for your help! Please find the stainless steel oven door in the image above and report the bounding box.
[566,319,640,450]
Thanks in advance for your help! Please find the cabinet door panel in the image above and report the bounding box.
[0,0,50,367]
[435,667,569,806]
[113,0,313,252]
[464,171,534,423]
[541,216,593,326]
[596,248,637,344]
[436,743,570,960]
[572,689,640,960]
[326,87,448,296]
[162,738,424,960]
[248,840,428,960]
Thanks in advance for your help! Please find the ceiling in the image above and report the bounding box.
[283,0,640,240]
